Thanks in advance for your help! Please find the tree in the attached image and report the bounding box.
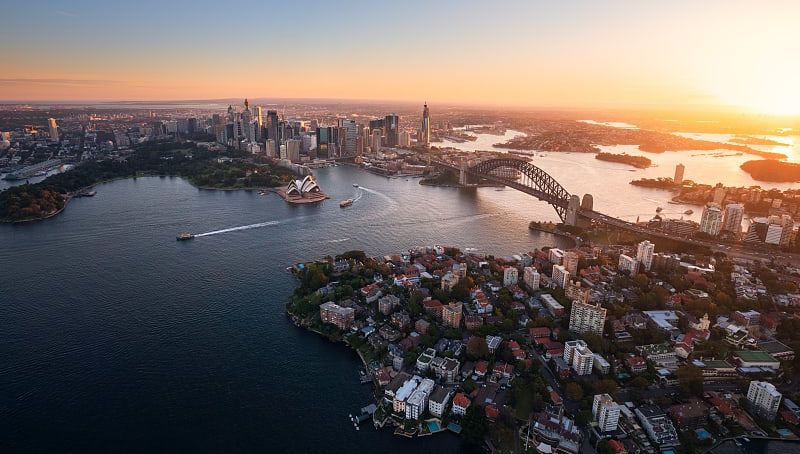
[466,336,490,360]
[461,404,488,453]
[565,382,584,401]
[630,376,649,389]
[595,379,619,397]
[597,440,614,454]
[677,364,704,397]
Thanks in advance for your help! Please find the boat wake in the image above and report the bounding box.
[195,219,288,237]
[358,186,397,207]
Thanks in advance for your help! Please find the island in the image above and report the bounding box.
[629,177,681,189]
[0,143,297,222]
[729,135,789,146]
[740,159,800,182]
[595,152,651,169]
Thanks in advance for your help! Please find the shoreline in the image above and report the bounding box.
[0,174,286,224]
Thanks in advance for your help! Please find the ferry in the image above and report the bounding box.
[339,198,353,208]
[176,232,195,241]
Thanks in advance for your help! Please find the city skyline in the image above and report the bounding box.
[3,1,800,115]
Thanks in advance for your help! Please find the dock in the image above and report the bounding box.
[349,404,377,430]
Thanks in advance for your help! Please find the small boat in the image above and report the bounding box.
[176,232,195,241]
[684,209,693,215]
[340,198,353,208]
[656,206,663,213]
[352,183,359,188]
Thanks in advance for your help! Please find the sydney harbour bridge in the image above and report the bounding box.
[429,156,779,259]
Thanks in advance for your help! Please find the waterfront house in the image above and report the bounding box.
[428,386,452,418]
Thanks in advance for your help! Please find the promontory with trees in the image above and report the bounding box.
[0,143,295,222]
[594,152,651,168]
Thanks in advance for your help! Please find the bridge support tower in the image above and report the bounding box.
[458,159,469,186]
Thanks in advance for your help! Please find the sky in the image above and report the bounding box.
[3,0,800,114]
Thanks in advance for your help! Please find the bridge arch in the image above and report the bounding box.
[463,157,572,222]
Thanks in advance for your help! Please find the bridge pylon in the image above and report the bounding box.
[565,195,581,226]
[458,159,469,186]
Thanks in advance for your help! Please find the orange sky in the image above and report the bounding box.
[3,1,800,114]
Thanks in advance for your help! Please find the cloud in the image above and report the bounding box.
[55,10,79,18]
[0,78,124,86]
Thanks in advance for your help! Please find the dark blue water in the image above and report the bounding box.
[0,166,569,453]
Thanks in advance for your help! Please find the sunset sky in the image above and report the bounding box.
[3,0,800,114]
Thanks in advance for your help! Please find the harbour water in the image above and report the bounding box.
[0,167,570,453]
[2,129,798,452]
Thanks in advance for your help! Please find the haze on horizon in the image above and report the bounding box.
[3,0,800,115]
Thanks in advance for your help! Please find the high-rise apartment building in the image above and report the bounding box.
[563,252,579,276]
[636,240,655,271]
[593,394,621,432]
[442,302,462,328]
[618,254,637,273]
[564,340,594,375]
[746,381,782,421]
[700,202,722,236]
[674,163,685,185]
[722,203,745,235]
[523,267,540,291]
[551,265,569,289]
[569,301,607,336]
[503,267,518,287]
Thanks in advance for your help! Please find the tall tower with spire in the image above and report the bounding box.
[420,102,430,148]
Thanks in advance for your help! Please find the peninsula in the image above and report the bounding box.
[287,243,800,453]
[0,143,296,222]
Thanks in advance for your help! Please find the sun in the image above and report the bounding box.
[705,50,800,116]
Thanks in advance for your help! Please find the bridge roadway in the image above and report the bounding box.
[432,159,800,264]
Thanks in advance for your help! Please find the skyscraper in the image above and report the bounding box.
[337,119,358,156]
[399,131,411,147]
[384,114,399,147]
[636,240,655,271]
[420,103,430,147]
[266,110,280,144]
[722,203,745,235]
[286,139,301,162]
[674,163,685,185]
[700,202,722,236]
[48,118,59,141]
[371,129,382,153]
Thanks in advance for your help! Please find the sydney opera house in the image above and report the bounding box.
[281,175,327,204]
[286,175,321,196]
